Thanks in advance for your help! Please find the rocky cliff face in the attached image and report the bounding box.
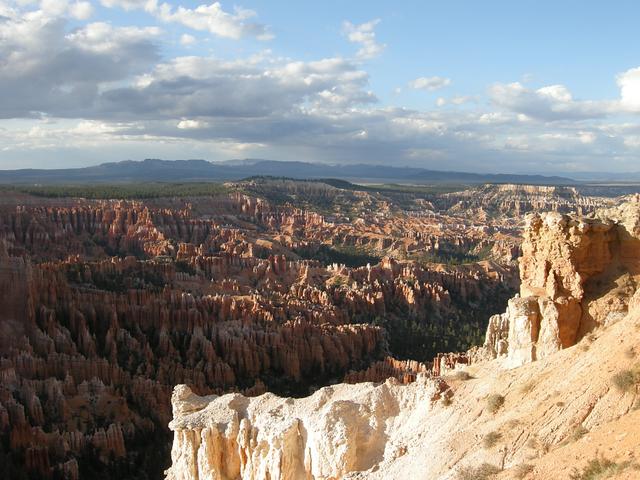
[165,195,640,480]
[165,377,450,480]
[482,195,640,367]
[437,183,610,219]
[166,291,640,479]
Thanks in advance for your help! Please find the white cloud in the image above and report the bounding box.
[69,1,92,19]
[99,0,148,9]
[623,136,640,148]
[478,112,516,124]
[343,19,385,60]
[177,119,208,129]
[40,0,70,16]
[105,54,377,122]
[451,95,475,105]
[0,4,160,118]
[579,131,596,144]
[409,76,451,91]
[100,0,273,40]
[617,67,640,111]
[0,119,141,153]
[180,33,196,45]
[26,0,92,19]
[435,95,476,106]
[537,84,572,102]
[66,23,162,53]
[489,81,609,121]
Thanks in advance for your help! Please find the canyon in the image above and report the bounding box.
[0,180,622,479]
[165,194,640,480]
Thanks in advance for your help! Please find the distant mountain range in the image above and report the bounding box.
[0,159,582,185]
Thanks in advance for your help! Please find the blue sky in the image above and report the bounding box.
[1,0,640,173]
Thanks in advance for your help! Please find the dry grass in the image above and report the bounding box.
[526,436,538,449]
[569,455,639,480]
[486,394,505,414]
[579,343,591,352]
[612,371,636,392]
[520,381,536,394]
[452,370,473,381]
[512,463,534,479]
[572,425,589,441]
[612,365,640,393]
[525,434,551,453]
[482,431,502,448]
[563,425,589,444]
[457,463,502,480]
[505,418,521,428]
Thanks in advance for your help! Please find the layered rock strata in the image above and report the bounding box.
[165,196,640,480]
[482,195,640,367]
[165,377,450,480]
[0,187,519,479]
[438,183,609,218]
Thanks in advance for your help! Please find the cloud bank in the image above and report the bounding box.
[1,1,640,173]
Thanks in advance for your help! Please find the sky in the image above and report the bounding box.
[1,0,640,173]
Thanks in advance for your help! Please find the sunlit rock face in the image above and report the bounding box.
[478,195,640,367]
[438,183,609,218]
[165,378,449,480]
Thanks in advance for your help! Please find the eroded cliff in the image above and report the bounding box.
[482,195,640,367]
[0,185,520,479]
[165,195,640,480]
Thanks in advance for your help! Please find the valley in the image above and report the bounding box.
[0,179,625,479]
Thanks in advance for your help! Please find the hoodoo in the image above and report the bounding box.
[166,196,640,480]
[483,196,640,367]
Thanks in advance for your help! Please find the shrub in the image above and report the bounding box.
[563,425,588,444]
[482,431,502,448]
[520,381,535,394]
[513,463,534,479]
[569,455,639,480]
[612,369,639,393]
[486,394,505,414]
[457,463,502,480]
[505,418,521,428]
[452,370,473,381]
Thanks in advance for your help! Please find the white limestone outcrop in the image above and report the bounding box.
[165,376,448,480]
